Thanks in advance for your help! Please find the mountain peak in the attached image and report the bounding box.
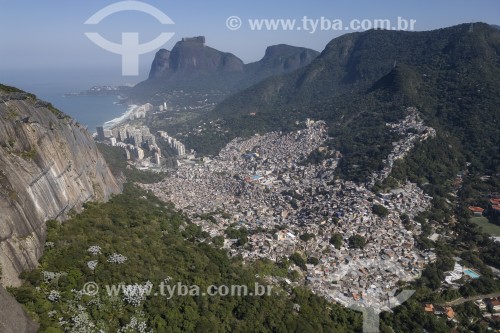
[188,23,500,166]
[181,36,206,44]
[148,36,243,79]
[134,39,319,102]
[260,44,320,69]
[264,44,307,56]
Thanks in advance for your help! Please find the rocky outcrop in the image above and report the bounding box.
[241,44,320,89]
[0,285,38,333]
[0,87,120,287]
[136,37,319,100]
[246,44,320,74]
[149,49,171,79]
[148,37,320,81]
[148,36,244,79]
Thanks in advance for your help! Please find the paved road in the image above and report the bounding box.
[440,292,500,306]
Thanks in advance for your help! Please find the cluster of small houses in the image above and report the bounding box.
[139,109,499,324]
[368,107,436,188]
[144,114,446,309]
[469,197,500,217]
[423,297,500,323]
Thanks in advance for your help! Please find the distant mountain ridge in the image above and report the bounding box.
[129,36,319,102]
[148,36,244,78]
[179,23,499,183]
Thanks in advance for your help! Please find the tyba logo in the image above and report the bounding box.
[84,1,175,76]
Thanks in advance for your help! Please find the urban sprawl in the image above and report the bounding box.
[97,104,492,313]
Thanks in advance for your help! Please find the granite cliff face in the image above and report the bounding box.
[149,36,244,78]
[148,49,171,78]
[130,37,319,102]
[0,86,120,287]
[0,285,38,332]
[245,44,320,75]
[148,37,319,81]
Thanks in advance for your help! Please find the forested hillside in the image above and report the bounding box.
[179,23,499,184]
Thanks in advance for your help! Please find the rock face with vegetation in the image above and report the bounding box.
[148,36,244,78]
[130,36,319,102]
[0,285,38,332]
[182,23,500,182]
[0,85,120,287]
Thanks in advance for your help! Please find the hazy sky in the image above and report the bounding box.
[0,0,499,91]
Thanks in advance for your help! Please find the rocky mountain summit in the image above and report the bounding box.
[130,36,319,102]
[148,36,244,78]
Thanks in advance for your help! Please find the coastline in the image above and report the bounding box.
[34,92,130,134]
[103,104,138,129]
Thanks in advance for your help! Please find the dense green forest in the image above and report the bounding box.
[10,184,365,332]
[12,182,480,332]
[11,136,467,332]
[144,23,500,331]
[171,22,500,279]
[11,139,497,332]
[8,24,500,332]
[173,23,499,183]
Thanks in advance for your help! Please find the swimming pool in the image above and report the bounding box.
[464,269,481,279]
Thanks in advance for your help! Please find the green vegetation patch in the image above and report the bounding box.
[10,184,361,332]
[470,217,500,236]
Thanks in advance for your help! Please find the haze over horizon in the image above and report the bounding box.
[1,0,499,93]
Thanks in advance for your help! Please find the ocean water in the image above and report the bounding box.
[40,93,129,134]
[0,68,143,134]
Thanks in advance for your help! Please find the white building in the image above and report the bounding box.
[136,147,144,160]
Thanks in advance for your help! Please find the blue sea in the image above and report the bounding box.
[40,93,129,133]
[0,68,146,134]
